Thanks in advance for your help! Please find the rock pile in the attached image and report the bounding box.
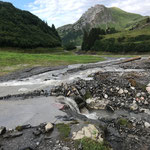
[51,72,150,113]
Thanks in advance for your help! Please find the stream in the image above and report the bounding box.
[0,57,149,129]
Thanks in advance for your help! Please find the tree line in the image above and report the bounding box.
[0,2,61,49]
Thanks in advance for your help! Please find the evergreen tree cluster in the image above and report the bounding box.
[81,27,117,50]
[0,2,61,48]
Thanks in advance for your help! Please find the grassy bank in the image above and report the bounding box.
[0,49,105,76]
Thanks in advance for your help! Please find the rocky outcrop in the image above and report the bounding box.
[59,5,112,32]
[58,5,113,44]
[58,4,144,45]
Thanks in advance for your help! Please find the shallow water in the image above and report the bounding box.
[0,97,67,128]
[0,58,148,128]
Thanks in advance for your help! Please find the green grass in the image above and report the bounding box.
[103,25,150,40]
[76,138,110,150]
[56,123,71,139]
[117,118,132,128]
[0,49,105,75]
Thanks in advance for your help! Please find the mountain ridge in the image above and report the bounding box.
[58,4,145,45]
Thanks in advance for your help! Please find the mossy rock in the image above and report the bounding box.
[15,126,23,131]
[117,118,132,128]
[84,91,92,100]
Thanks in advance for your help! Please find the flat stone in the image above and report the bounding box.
[45,123,53,132]
[3,131,23,138]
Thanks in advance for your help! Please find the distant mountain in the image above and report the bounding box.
[0,1,61,48]
[58,5,145,45]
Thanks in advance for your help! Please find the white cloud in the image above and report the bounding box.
[108,0,150,15]
[27,0,150,28]
[27,0,105,27]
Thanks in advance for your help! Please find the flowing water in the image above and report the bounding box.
[0,58,148,128]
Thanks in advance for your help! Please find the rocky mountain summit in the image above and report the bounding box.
[59,5,112,32]
[58,4,144,45]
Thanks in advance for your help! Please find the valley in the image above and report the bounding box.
[0,1,150,150]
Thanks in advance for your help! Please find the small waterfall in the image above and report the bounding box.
[57,96,80,113]
[57,96,99,120]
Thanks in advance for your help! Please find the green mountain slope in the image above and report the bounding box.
[58,5,145,45]
[93,24,150,53]
[0,1,61,48]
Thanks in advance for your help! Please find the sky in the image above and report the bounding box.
[2,0,150,27]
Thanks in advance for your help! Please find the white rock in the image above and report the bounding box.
[86,98,109,110]
[104,94,108,99]
[18,88,28,92]
[118,89,124,94]
[130,103,138,111]
[131,87,135,90]
[116,87,120,91]
[124,90,128,94]
[146,87,150,94]
[45,123,53,132]
[136,93,141,97]
[72,124,103,142]
[144,122,150,128]
[147,83,150,87]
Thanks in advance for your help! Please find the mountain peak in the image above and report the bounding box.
[58,5,144,45]
[77,4,112,29]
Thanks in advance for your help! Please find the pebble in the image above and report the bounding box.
[118,89,124,94]
[146,87,150,94]
[130,102,138,111]
[144,122,150,128]
[131,87,135,90]
[136,93,141,97]
[104,94,108,99]
[124,89,128,94]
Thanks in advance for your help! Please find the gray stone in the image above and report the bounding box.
[3,131,23,138]
[136,93,141,97]
[0,126,6,135]
[80,89,86,96]
[62,146,70,150]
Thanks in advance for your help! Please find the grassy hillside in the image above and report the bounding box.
[98,7,145,30]
[58,6,145,45]
[0,1,61,49]
[93,25,150,53]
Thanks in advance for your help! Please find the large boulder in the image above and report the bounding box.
[72,124,103,142]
